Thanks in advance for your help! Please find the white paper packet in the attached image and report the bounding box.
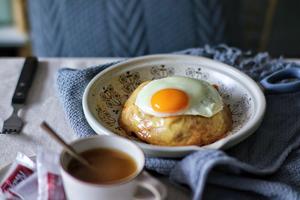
[0,152,35,198]
[37,148,66,200]
[9,173,38,200]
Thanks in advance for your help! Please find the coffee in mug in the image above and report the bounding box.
[67,148,137,184]
[60,135,167,200]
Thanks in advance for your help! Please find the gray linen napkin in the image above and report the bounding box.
[56,45,300,200]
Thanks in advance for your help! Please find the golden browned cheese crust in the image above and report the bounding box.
[119,81,232,146]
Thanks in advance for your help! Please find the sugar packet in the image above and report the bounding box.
[37,148,66,200]
[0,152,35,198]
[9,173,38,200]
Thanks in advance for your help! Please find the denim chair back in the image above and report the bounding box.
[28,0,225,57]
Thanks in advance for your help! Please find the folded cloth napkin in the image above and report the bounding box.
[56,45,300,200]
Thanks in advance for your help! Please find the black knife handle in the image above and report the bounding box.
[12,57,38,104]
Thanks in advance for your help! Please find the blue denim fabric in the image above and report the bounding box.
[56,45,300,199]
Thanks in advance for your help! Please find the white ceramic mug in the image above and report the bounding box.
[59,135,167,200]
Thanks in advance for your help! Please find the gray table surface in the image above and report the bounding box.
[0,58,190,200]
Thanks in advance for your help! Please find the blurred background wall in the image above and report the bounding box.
[0,0,299,57]
[225,0,300,57]
[0,0,28,56]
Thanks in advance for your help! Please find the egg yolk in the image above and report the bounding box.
[151,88,188,113]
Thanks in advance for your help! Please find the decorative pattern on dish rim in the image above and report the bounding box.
[91,64,253,142]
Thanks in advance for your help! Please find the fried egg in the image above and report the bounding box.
[135,76,223,117]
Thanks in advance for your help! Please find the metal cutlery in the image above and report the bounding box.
[1,57,38,134]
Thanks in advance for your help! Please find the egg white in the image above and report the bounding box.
[135,76,223,117]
